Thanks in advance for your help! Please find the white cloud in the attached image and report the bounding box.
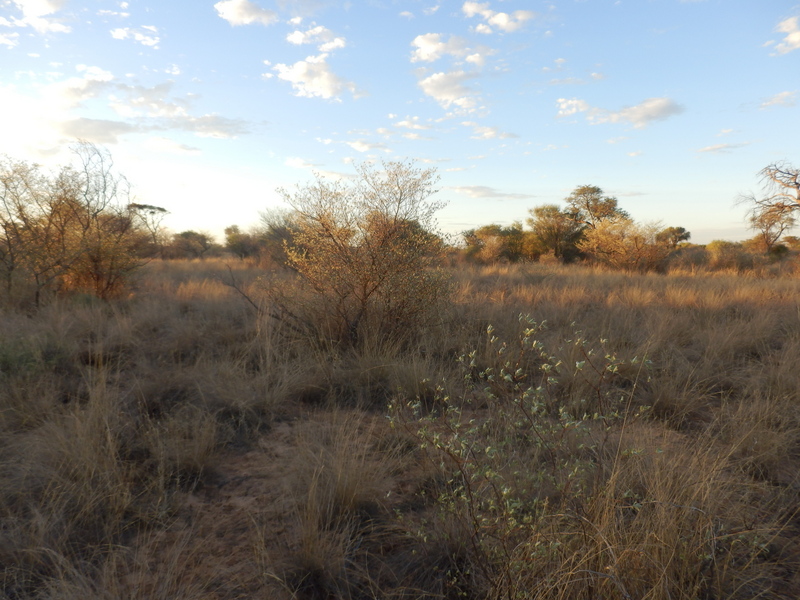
[402,132,431,140]
[399,11,414,19]
[5,0,70,33]
[450,185,533,199]
[273,53,359,100]
[109,82,189,118]
[462,121,516,139]
[697,142,751,153]
[410,33,458,61]
[394,116,431,130]
[0,32,20,48]
[61,118,138,144]
[287,25,345,52]
[13,0,64,17]
[346,140,389,153]
[110,26,160,48]
[557,96,684,128]
[774,16,800,54]
[760,90,796,108]
[214,0,278,26]
[418,70,479,112]
[462,1,535,34]
[556,98,589,117]
[411,33,494,66]
[423,5,440,15]
[97,9,130,18]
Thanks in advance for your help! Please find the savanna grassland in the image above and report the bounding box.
[2,258,800,599]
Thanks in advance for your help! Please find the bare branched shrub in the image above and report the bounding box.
[579,218,672,271]
[0,143,146,305]
[276,160,451,347]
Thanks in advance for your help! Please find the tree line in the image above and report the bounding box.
[3,144,799,310]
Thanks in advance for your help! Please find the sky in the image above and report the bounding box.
[1,0,799,244]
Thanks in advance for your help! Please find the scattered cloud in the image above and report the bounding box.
[557,96,684,128]
[716,128,734,136]
[697,142,751,153]
[411,33,493,66]
[60,118,138,143]
[760,90,796,108]
[0,32,20,48]
[4,0,71,33]
[399,11,414,19]
[607,136,629,144]
[462,1,535,34]
[773,16,800,54]
[287,24,346,52]
[461,121,517,139]
[418,70,479,112]
[424,5,440,16]
[273,54,359,100]
[346,139,389,153]
[450,185,533,199]
[110,26,160,48]
[394,116,431,130]
[109,82,190,118]
[214,0,278,26]
[555,98,590,117]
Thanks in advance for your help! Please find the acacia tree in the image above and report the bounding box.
[655,226,691,249]
[742,163,800,252]
[278,160,450,346]
[129,203,169,256]
[0,143,146,304]
[526,204,583,261]
[564,185,629,229]
[745,162,800,213]
[462,223,526,263]
[579,218,672,271]
[748,206,795,253]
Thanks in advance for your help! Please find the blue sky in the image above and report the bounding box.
[1,0,799,244]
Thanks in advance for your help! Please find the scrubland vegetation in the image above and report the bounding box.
[3,153,800,598]
[3,259,800,599]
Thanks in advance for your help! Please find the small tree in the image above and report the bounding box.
[258,208,299,267]
[526,204,584,261]
[462,223,526,263]
[278,160,450,346]
[168,230,216,259]
[128,203,169,257]
[655,226,691,249]
[748,206,795,254]
[0,143,146,304]
[224,225,261,260]
[564,185,629,229]
[579,218,672,271]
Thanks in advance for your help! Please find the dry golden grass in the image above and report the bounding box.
[2,259,800,598]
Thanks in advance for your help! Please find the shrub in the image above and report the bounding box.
[275,160,451,347]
